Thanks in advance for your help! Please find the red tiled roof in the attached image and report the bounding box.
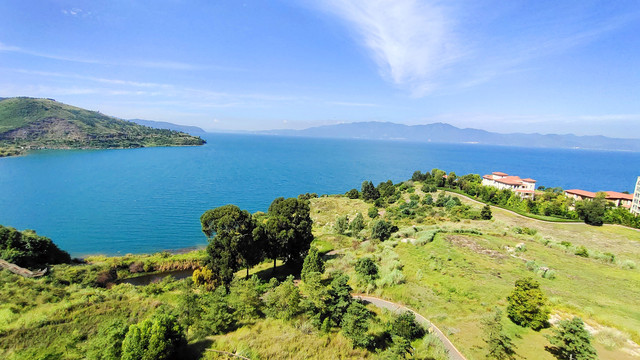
[492,172,508,176]
[521,178,537,183]
[604,191,633,200]
[565,189,596,198]
[495,176,525,186]
[565,189,633,201]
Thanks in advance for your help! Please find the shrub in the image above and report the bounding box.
[263,275,301,320]
[371,220,399,241]
[334,215,349,235]
[349,213,365,234]
[355,257,379,284]
[574,246,589,258]
[368,206,379,219]
[390,311,425,340]
[345,189,360,199]
[481,205,493,220]
[301,247,325,282]
[121,313,186,360]
[341,301,373,348]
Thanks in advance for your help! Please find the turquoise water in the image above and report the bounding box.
[1,133,639,256]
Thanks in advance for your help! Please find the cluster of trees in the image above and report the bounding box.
[0,225,71,269]
[200,196,313,289]
[409,167,639,228]
[299,249,426,354]
[495,277,597,360]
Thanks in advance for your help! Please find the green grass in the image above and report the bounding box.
[0,97,204,154]
[312,194,640,360]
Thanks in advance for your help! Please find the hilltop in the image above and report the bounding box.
[260,121,640,152]
[0,97,205,156]
[127,118,207,135]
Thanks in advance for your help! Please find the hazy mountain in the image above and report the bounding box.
[128,119,206,135]
[260,121,640,152]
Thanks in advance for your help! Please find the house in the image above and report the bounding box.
[564,189,634,209]
[482,172,536,199]
[632,177,640,215]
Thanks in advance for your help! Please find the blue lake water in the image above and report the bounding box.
[1,133,639,256]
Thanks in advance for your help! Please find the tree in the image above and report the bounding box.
[390,311,425,341]
[575,193,607,226]
[255,197,314,271]
[348,213,365,235]
[229,275,264,320]
[506,277,550,330]
[378,180,396,198]
[200,205,256,288]
[371,220,399,241]
[482,309,517,360]
[194,287,237,337]
[263,275,301,320]
[481,205,493,220]
[387,335,413,359]
[361,180,380,201]
[368,206,379,219]
[546,317,597,360]
[346,188,360,199]
[121,313,186,360]
[301,246,325,282]
[341,301,373,348]
[355,257,379,284]
[318,272,353,329]
[334,215,349,235]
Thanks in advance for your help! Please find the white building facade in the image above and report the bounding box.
[632,176,640,215]
[482,172,536,199]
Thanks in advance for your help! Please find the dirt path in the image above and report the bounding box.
[353,294,467,360]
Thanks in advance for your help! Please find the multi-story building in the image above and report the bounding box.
[565,189,633,209]
[481,172,536,199]
[632,176,640,215]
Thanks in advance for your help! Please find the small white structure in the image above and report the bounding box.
[482,172,536,199]
[632,176,640,215]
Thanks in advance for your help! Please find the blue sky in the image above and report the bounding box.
[1,1,639,137]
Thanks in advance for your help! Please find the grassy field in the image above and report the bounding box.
[1,185,638,359]
[309,190,640,360]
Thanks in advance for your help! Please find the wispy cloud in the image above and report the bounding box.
[327,101,379,107]
[317,0,461,96]
[0,41,204,71]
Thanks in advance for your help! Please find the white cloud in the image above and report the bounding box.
[317,0,461,96]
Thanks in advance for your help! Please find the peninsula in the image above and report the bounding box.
[0,97,205,157]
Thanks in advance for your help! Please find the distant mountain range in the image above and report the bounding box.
[128,119,206,135]
[259,121,640,152]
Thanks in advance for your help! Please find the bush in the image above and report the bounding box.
[121,312,186,360]
[341,301,373,348]
[390,311,425,340]
[506,277,550,330]
[371,220,399,241]
[334,215,349,235]
[574,246,589,258]
[355,257,379,284]
[350,213,365,234]
[368,207,379,219]
[0,225,71,269]
[345,189,360,199]
[301,247,325,282]
[263,275,301,320]
[481,205,493,220]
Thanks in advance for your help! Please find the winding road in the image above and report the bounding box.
[353,294,467,360]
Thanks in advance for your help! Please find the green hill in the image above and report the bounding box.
[0,97,205,156]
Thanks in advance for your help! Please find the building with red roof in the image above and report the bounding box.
[482,172,536,199]
[565,189,634,208]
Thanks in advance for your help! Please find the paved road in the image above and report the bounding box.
[353,294,467,360]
